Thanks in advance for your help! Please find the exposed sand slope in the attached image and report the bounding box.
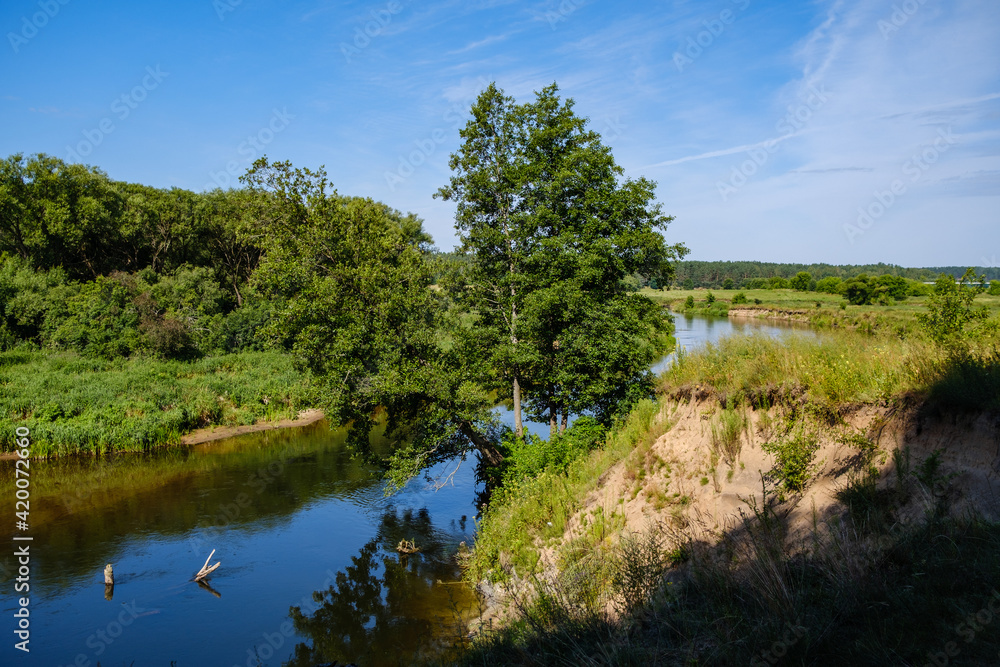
[539,397,1000,575]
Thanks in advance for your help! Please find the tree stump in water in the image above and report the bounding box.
[103,563,115,600]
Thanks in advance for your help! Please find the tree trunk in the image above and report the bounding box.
[560,410,568,434]
[461,421,504,467]
[513,376,523,438]
[549,401,558,440]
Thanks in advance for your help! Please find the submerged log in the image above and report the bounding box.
[195,549,221,581]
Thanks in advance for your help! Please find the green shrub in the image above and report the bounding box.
[731,291,748,305]
[501,417,606,484]
[761,430,820,495]
[815,276,842,294]
[767,276,790,289]
[50,274,146,358]
[705,291,716,304]
[684,295,695,309]
[917,269,989,345]
[710,403,746,466]
[790,271,811,291]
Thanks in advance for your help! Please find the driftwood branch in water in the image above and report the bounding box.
[195,549,221,580]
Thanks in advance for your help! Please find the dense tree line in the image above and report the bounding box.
[0,152,416,359]
[669,260,998,289]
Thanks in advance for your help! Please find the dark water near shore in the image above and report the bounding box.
[0,314,808,666]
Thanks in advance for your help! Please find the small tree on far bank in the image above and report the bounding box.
[918,268,990,346]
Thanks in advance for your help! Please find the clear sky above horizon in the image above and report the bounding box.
[3,0,998,267]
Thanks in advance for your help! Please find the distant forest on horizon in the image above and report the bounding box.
[663,260,1000,289]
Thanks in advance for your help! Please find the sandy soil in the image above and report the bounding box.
[493,396,1000,620]
[179,409,326,445]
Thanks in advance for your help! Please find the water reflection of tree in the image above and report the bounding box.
[284,508,474,667]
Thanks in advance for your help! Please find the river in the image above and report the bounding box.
[0,313,808,666]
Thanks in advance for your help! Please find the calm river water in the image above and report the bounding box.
[0,313,808,666]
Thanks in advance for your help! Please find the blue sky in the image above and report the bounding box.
[3,0,998,266]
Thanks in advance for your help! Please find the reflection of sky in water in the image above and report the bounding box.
[651,312,814,375]
[0,425,479,667]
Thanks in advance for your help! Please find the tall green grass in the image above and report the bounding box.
[660,328,1000,412]
[455,453,1000,666]
[1,349,316,455]
[467,399,672,584]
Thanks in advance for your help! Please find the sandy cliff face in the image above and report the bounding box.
[532,396,1000,588]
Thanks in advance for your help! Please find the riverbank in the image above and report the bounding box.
[454,328,1000,665]
[0,349,317,457]
[179,408,326,445]
[643,286,1000,336]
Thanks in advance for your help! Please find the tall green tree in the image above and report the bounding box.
[434,84,533,437]
[437,83,686,439]
[242,158,503,486]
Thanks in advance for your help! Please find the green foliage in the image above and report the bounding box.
[705,291,715,304]
[683,277,694,290]
[0,349,314,455]
[500,417,606,484]
[790,271,812,291]
[684,295,695,309]
[761,430,820,495]
[989,281,1000,296]
[49,273,147,358]
[842,273,911,306]
[731,291,748,304]
[0,254,73,346]
[917,268,989,345]
[241,157,490,480]
[710,403,747,466]
[767,276,790,289]
[669,259,992,290]
[436,82,686,443]
[814,276,842,294]
[722,277,734,290]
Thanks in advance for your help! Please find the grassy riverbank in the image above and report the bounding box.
[643,286,1000,336]
[454,323,1000,665]
[1,349,316,456]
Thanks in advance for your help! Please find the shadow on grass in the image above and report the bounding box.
[447,460,1000,666]
[926,348,1000,412]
